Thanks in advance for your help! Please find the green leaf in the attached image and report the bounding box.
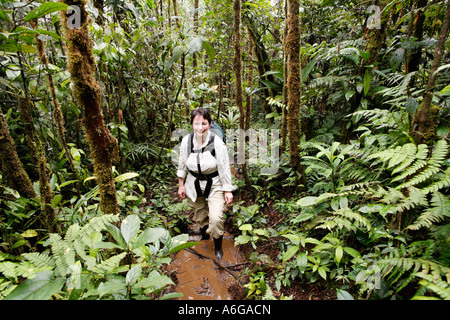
[296,252,308,271]
[121,215,141,245]
[21,229,38,238]
[135,270,173,292]
[164,46,183,73]
[335,245,343,263]
[202,41,215,61]
[135,227,169,247]
[363,69,371,96]
[345,90,356,101]
[105,224,127,249]
[24,2,69,22]
[317,266,327,280]
[159,292,184,300]
[51,194,62,207]
[0,8,11,22]
[282,245,299,263]
[126,265,142,285]
[336,288,354,300]
[115,172,139,182]
[297,196,318,207]
[239,224,253,231]
[5,271,64,300]
[0,41,36,53]
[440,84,450,96]
[234,235,250,245]
[97,279,126,298]
[301,55,318,82]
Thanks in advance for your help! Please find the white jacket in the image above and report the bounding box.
[177,130,235,202]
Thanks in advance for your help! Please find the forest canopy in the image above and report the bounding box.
[0,0,449,301]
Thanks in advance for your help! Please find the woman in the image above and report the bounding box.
[177,108,234,260]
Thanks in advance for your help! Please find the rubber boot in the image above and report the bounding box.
[200,226,210,240]
[214,235,223,261]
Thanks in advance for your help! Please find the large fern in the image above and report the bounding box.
[407,192,450,231]
[21,214,121,277]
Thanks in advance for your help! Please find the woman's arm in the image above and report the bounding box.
[178,177,185,199]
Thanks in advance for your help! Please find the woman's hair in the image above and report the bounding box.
[190,107,212,124]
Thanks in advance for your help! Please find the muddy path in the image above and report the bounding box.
[168,231,246,300]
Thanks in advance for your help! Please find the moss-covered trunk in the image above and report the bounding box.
[233,0,250,186]
[35,35,81,198]
[60,0,119,215]
[363,0,389,68]
[286,0,303,178]
[17,96,59,233]
[0,107,37,199]
[412,0,450,144]
[281,0,289,153]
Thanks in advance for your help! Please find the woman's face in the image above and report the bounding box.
[192,114,211,136]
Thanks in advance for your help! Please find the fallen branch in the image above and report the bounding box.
[185,247,244,285]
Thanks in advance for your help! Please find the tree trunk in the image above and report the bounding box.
[286,0,304,178]
[363,0,389,69]
[60,0,119,215]
[244,14,274,115]
[233,0,250,186]
[407,0,428,75]
[281,0,289,153]
[17,96,59,233]
[245,32,253,132]
[35,35,81,199]
[193,0,199,68]
[412,0,450,144]
[0,107,37,199]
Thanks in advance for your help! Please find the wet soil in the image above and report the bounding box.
[168,231,246,300]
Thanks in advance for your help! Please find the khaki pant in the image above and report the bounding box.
[187,191,225,239]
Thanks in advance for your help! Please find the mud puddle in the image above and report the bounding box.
[168,231,245,300]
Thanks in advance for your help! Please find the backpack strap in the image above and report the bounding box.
[187,132,216,158]
[186,132,218,198]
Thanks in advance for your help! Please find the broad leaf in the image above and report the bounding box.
[5,271,64,300]
[121,215,141,245]
[115,172,139,182]
[282,245,299,263]
[24,2,68,22]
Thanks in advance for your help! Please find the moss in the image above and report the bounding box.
[17,96,59,233]
[286,0,302,174]
[60,0,119,214]
[0,108,37,199]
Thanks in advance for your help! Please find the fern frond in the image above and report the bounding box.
[89,252,127,274]
[22,252,55,269]
[407,192,450,230]
[394,141,447,188]
[378,257,450,281]
[316,208,372,232]
[394,187,427,213]
[391,144,428,183]
[80,214,120,235]
[413,273,450,300]
[49,233,71,276]
[422,167,450,194]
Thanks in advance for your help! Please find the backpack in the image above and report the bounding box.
[186,131,219,199]
[210,121,226,143]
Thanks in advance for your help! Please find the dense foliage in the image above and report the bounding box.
[0,0,449,300]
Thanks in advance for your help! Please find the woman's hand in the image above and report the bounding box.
[224,191,233,205]
[178,185,186,199]
[178,177,186,199]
